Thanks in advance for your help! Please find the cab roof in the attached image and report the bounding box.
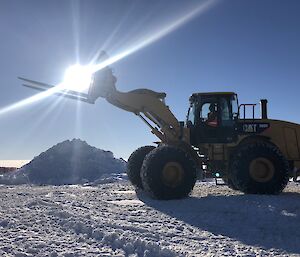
[191,92,236,97]
[189,92,237,102]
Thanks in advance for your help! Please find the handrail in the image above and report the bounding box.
[238,104,257,119]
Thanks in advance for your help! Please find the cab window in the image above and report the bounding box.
[231,94,239,119]
[200,102,218,127]
[187,104,196,125]
[220,97,234,126]
[201,103,211,121]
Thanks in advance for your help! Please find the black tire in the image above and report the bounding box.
[230,142,289,194]
[127,146,155,189]
[141,145,197,200]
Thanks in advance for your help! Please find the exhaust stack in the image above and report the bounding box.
[260,99,268,119]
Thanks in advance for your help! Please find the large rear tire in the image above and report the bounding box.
[230,142,289,194]
[127,146,155,189]
[141,145,197,200]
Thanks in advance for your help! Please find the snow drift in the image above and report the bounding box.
[0,139,126,185]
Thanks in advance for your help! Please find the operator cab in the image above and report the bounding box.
[186,92,239,145]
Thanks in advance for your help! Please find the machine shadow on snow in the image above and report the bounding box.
[137,190,300,254]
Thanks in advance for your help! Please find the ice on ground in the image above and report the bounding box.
[108,199,145,206]
[0,139,126,185]
[0,181,300,256]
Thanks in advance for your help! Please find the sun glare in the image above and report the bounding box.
[62,65,94,92]
[0,0,218,118]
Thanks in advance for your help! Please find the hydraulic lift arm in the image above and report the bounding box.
[19,66,188,144]
[104,87,183,143]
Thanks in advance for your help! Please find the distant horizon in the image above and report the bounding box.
[0,160,30,168]
[0,1,300,160]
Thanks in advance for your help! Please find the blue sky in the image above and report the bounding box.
[0,0,299,160]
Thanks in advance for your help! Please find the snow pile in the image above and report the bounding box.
[0,139,126,185]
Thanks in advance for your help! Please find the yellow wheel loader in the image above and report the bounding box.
[20,63,300,200]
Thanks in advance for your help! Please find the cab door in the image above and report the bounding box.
[195,95,237,144]
[218,96,237,143]
[196,97,220,143]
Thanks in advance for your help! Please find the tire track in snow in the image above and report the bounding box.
[42,185,181,257]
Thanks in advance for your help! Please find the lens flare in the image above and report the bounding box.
[91,0,218,72]
[0,84,64,116]
[0,0,218,117]
[62,65,94,92]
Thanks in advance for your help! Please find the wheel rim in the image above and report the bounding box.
[249,157,275,182]
[162,162,184,187]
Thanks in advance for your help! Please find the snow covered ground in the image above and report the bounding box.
[1,181,300,257]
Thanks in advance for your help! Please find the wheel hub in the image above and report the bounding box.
[162,162,184,187]
[249,157,275,182]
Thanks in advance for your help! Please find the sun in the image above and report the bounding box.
[62,65,94,92]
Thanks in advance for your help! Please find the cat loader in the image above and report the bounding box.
[19,62,300,199]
